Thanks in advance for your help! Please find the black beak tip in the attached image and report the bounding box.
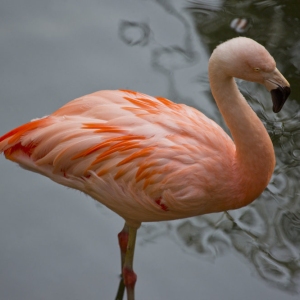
[271,86,291,113]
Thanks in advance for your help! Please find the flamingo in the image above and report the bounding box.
[0,37,290,300]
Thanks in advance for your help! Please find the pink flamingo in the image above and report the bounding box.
[0,37,290,299]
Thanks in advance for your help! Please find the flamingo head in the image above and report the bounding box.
[211,37,291,113]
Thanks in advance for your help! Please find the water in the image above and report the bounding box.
[0,0,299,299]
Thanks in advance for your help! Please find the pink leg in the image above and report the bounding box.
[122,226,137,300]
[118,223,129,271]
[115,223,138,300]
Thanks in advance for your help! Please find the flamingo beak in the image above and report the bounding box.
[270,86,291,113]
[264,68,291,113]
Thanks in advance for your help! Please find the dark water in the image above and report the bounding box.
[0,0,299,299]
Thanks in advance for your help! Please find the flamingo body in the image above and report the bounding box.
[0,89,237,227]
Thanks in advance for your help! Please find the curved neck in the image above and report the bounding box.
[208,57,275,205]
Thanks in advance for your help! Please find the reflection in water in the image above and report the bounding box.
[253,252,292,288]
[119,0,300,294]
[230,18,251,33]
[177,217,232,257]
[281,212,300,245]
[119,0,199,103]
[119,21,151,46]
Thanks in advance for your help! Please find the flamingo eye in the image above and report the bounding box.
[254,67,260,72]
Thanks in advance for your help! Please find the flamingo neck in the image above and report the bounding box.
[208,59,275,206]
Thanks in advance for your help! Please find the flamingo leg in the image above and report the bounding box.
[118,223,130,271]
[115,223,129,300]
[123,225,138,300]
[115,279,125,300]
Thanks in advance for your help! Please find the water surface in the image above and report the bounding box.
[0,0,299,299]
